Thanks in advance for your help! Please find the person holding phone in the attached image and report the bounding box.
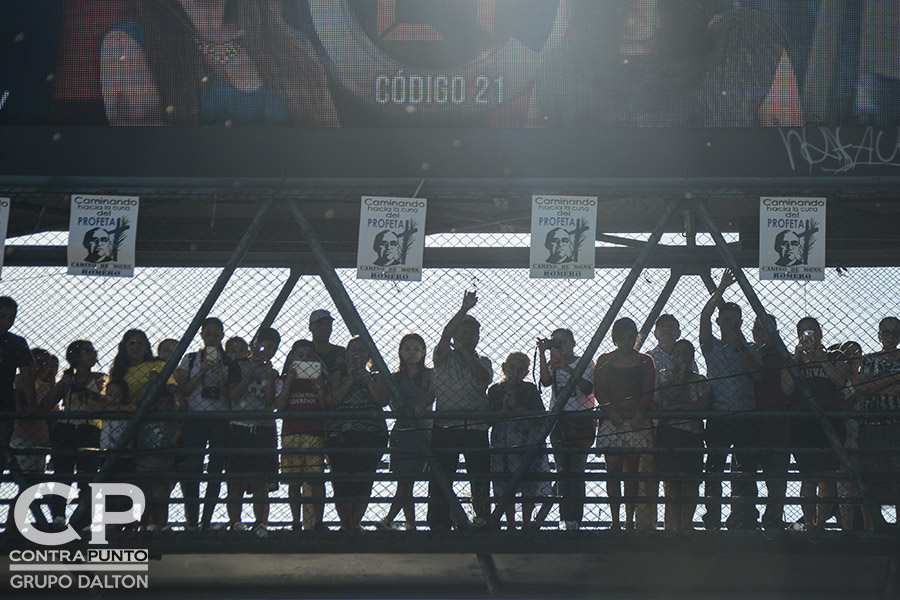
[277,340,326,531]
[781,317,849,531]
[538,328,595,531]
[174,317,229,530]
[325,336,389,531]
[225,327,280,536]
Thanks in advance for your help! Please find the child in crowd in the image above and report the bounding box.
[225,337,250,363]
[226,328,280,536]
[136,386,179,530]
[488,352,551,530]
[101,379,130,451]
[277,340,326,531]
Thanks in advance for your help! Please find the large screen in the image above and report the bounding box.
[2,0,898,129]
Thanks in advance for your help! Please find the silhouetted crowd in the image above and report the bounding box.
[2,276,899,535]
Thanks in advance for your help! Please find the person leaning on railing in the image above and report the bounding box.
[837,339,865,531]
[0,296,36,486]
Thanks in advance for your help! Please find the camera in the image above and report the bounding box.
[201,385,221,399]
[538,337,563,350]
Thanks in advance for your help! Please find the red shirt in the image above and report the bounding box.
[280,377,323,436]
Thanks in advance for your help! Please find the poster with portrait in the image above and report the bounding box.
[759,197,826,281]
[0,198,9,279]
[530,195,598,279]
[67,195,139,277]
[357,197,426,281]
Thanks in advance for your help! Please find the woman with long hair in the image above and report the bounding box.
[535,0,803,128]
[101,0,339,127]
[105,330,165,463]
[593,317,656,530]
[376,333,435,531]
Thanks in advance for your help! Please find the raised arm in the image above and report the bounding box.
[434,291,477,366]
[538,339,553,387]
[700,270,734,346]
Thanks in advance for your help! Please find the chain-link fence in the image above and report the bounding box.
[1,197,898,540]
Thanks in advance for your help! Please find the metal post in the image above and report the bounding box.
[690,199,888,530]
[487,198,683,527]
[91,197,276,484]
[288,200,470,529]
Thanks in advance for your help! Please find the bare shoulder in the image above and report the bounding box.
[101,28,163,126]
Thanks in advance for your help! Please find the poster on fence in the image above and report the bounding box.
[759,197,826,281]
[67,195,139,277]
[357,197,426,281]
[0,198,9,280]
[530,195,597,279]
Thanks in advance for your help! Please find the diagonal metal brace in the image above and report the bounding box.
[87,197,276,490]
